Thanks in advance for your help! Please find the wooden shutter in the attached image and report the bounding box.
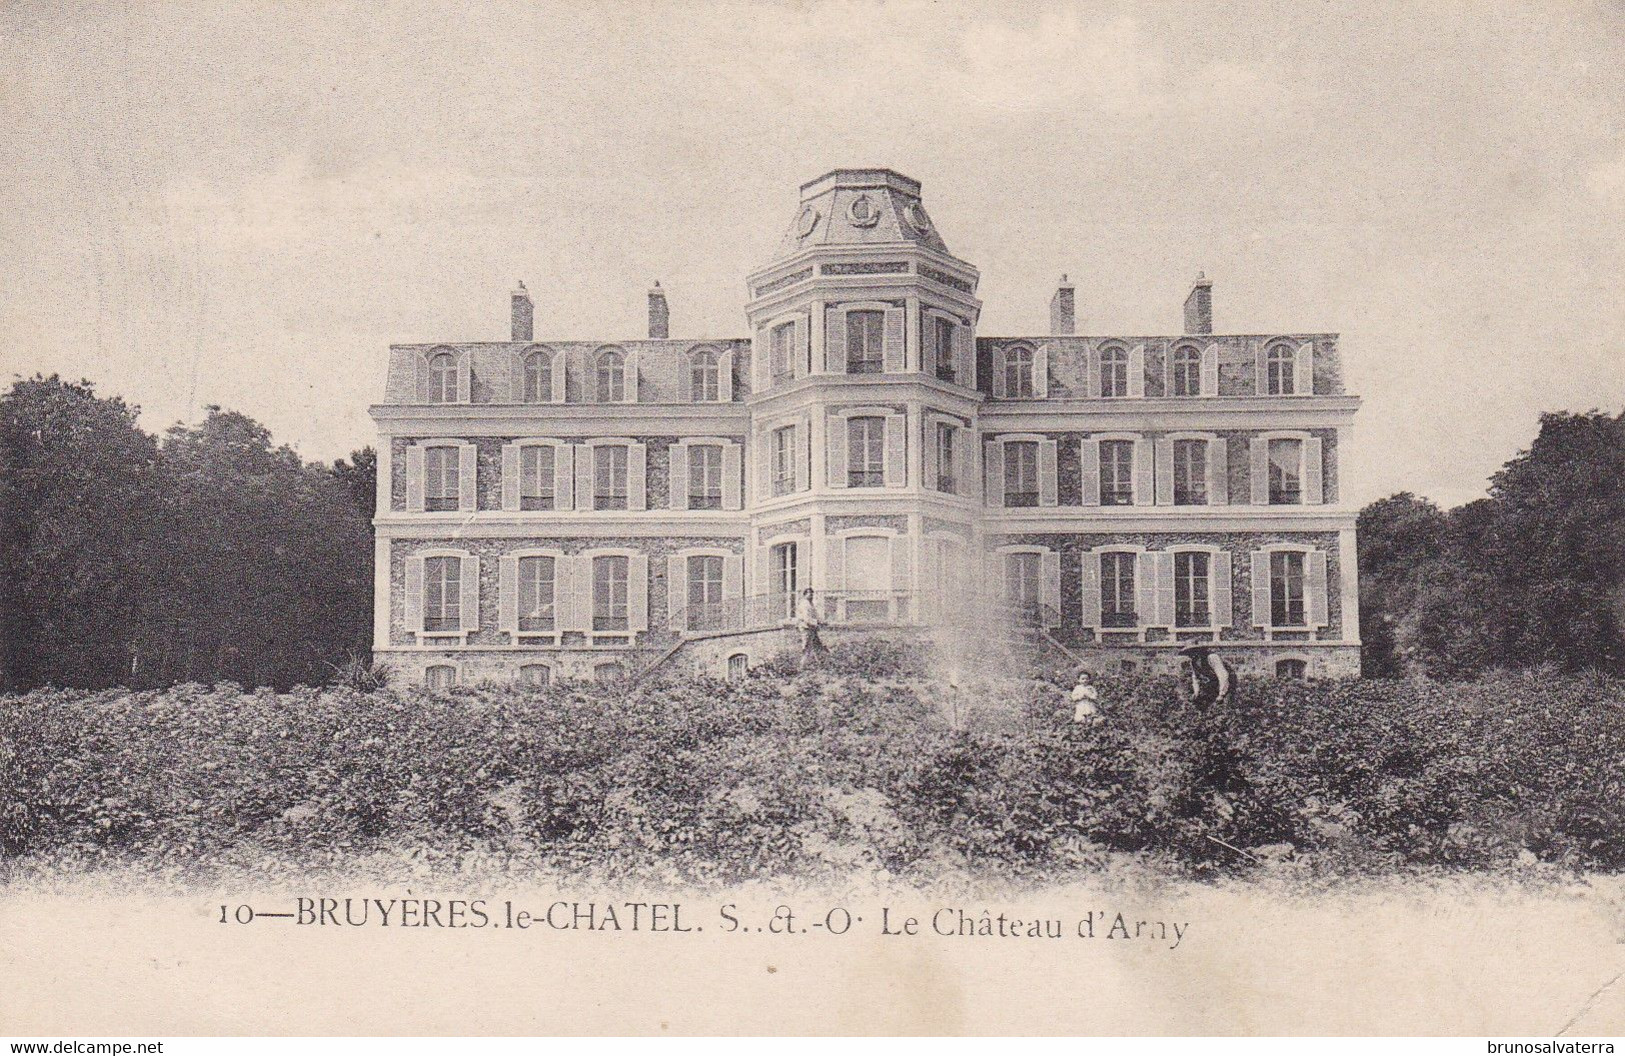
[1214,551,1234,629]
[1295,342,1314,395]
[792,315,809,376]
[550,352,567,403]
[509,352,524,403]
[1308,551,1330,627]
[628,443,647,511]
[827,416,848,488]
[923,419,940,492]
[455,351,472,403]
[405,444,426,512]
[414,354,430,403]
[984,439,1005,507]
[1201,343,1219,396]
[890,536,911,599]
[1032,346,1049,398]
[1079,551,1102,629]
[882,307,905,372]
[1251,551,1272,628]
[953,429,971,497]
[1132,438,1154,505]
[498,554,519,634]
[754,428,771,503]
[676,352,692,402]
[666,554,686,630]
[1254,342,1268,395]
[719,350,734,402]
[458,443,477,512]
[884,414,906,487]
[723,442,743,509]
[404,554,424,633]
[1154,552,1175,628]
[1041,551,1061,626]
[1080,438,1100,505]
[1135,552,1157,627]
[554,444,575,511]
[826,537,846,593]
[1127,345,1145,398]
[919,538,939,618]
[459,554,480,631]
[575,445,594,510]
[991,347,1007,397]
[558,556,588,633]
[1250,437,1270,504]
[628,553,649,632]
[723,554,742,607]
[501,443,520,511]
[1086,346,1100,399]
[1039,438,1058,506]
[825,307,847,374]
[752,326,769,391]
[669,441,689,510]
[794,419,810,491]
[1208,438,1229,505]
[1155,438,1174,505]
[1304,437,1324,504]
[953,324,973,386]
[623,350,639,403]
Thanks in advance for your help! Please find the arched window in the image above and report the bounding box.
[689,348,721,402]
[1275,658,1307,680]
[1099,347,1129,398]
[1266,345,1295,395]
[726,653,749,681]
[1171,346,1202,397]
[1003,347,1035,398]
[521,351,550,404]
[427,352,458,404]
[424,664,456,689]
[596,350,625,403]
[594,661,627,682]
[517,663,551,687]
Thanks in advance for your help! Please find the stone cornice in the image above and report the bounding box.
[369,403,751,437]
[977,396,1361,431]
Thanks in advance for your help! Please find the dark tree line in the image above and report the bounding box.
[0,375,374,691]
[1359,410,1625,678]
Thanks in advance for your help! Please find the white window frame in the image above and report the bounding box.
[1167,543,1230,633]
[1251,542,1330,637]
[406,546,479,647]
[1095,545,1143,632]
[1168,343,1203,398]
[688,345,724,403]
[1097,436,1137,506]
[922,308,959,382]
[423,347,464,405]
[1097,344,1131,398]
[687,442,725,511]
[990,543,1061,628]
[1264,342,1297,396]
[516,345,560,405]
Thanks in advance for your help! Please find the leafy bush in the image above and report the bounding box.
[2,644,1621,885]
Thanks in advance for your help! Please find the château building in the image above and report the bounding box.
[369,169,1361,686]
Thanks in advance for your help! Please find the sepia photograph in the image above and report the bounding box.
[1,0,1622,1043]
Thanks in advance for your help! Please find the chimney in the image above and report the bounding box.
[647,281,669,339]
[1183,272,1213,335]
[511,282,533,342]
[1049,275,1076,335]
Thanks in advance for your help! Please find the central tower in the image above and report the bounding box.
[742,169,984,623]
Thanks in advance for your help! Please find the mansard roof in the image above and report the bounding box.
[774,168,952,258]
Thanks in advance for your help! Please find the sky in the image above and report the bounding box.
[2,0,1622,507]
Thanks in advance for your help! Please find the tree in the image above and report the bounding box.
[0,376,168,689]
[329,447,377,520]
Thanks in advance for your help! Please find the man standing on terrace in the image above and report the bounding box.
[795,587,825,668]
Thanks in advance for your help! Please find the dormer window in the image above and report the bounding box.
[521,350,550,403]
[1099,347,1129,398]
[1003,347,1035,398]
[428,352,457,404]
[1170,346,1201,397]
[1266,345,1296,395]
[846,311,884,374]
[689,348,721,402]
[596,350,625,402]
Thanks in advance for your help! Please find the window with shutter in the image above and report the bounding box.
[518,556,556,631]
[931,317,957,382]
[689,349,722,402]
[1004,441,1039,507]
[1266,345,1295,395]
[769,542,797,618]
[1099,348,1129,397]
[1005,552,1041,618]
[686,555,725,626]
[1174,551,1212,627]
[1268,438,1304,505]
[1173,439,1209,505]
[934,422,957,493]
[1099,441,1134,506]
[770,426,796,496]
[427,353,458,404]
[595,350,625,403]
[594,446,629,510]
[688,444,723,510]
[424,447,459,511]
[846,311,884,374]
[593,555,630,632]
[1100,552,1137,627]
[1270,551,1307,627]
[423,556,461,632]
[1003,347,1035,397]
[519,445,555,510]
[521,351,550,403]
[847,417,885,487]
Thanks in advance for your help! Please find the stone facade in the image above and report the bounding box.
[371,168,1362,686]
